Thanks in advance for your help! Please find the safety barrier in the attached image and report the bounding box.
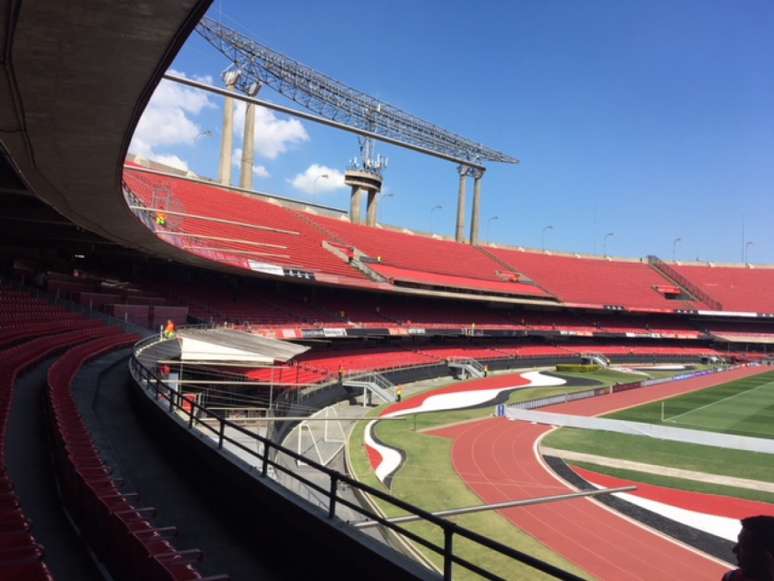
[130,337,584,581]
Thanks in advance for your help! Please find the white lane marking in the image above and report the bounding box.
[585,477,742,542]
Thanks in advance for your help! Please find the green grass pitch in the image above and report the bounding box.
[607,370,774,439]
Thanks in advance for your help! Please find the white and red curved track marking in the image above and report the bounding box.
[364,371,564,483]
[573,466,774,543]
[427,366,769,580]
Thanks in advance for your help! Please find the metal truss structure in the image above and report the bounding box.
[196,16,518,167]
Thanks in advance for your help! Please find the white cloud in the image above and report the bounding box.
[231,147,271,179]
[152,154,190,173]
[289,164,347,195]
[129,69,214,162]
[253,165,270,178]
[234,101,309,160]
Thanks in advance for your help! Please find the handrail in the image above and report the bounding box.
[129,338,583,580]
[647,255,723,311]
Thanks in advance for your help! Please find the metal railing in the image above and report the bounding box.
[646,255,723,310]
[129,338,583,580]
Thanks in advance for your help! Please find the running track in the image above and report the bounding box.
[431,366,769,580]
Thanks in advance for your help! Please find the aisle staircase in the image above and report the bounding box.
[646,255,723,310]
[343,372,396,403]
[446,357,486,379]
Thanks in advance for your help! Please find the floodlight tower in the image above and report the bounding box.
[346,105,388,224]
[196,16,518,240]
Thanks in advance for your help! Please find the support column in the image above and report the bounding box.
[455,165,470,243]
[366,190,379,226]
[350,187,364,224]
[239,103,256,190]
[469,168,484,245]
[218,73,239,186]
[345,170,382,226]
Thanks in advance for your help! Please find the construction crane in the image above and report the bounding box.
[194,15,518,242]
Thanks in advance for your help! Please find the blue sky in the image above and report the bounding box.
[131,0,774,264]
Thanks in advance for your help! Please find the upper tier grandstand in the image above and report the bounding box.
[124,163,774,316]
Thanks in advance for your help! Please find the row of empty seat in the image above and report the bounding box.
[0,298,128,579]
[124,166,369,284]
[124,165,774,313]
[47,333,227,580]
[244,342,724,386]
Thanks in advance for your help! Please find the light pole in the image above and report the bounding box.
[542,225,554,251]
[672,237,682,262]
[486,216,499,242]
[745,241,753,264]
[430,204,443,233]
[603,232,614,258]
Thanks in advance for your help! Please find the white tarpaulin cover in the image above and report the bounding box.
[176,328,308,364]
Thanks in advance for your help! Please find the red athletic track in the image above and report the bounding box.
[431,366,770,580]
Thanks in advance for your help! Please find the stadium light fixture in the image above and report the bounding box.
[542,225,554,251]
[603,232,615,257]
[672,237,682,262]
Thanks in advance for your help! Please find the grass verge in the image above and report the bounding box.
[542,428,774,485]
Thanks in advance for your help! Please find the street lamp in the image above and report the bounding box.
[430,204,443,233]
[486,216,499,242]
[312,174,329,192]
[672,237,682,262]
[603,232,615,257]
[745,241,754,264]
[542,225,554,251]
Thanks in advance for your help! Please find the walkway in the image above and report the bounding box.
[75,350,284,580]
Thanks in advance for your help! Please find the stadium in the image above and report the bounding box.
[1,1,773,580]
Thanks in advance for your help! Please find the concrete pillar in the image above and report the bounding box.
[218,78,238,186]
[345,170,382,226]
[455,165,470,243]
[366,190,379,226]
[350,187,364,224]
[239,103,256,190]
[469,168,484,245]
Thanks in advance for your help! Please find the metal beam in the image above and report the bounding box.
[352,485,637,529]
[196,17,518,166]
[164,74,487,170]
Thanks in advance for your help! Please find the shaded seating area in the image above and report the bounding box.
[46,334,228,581]
[0,322,126,580]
